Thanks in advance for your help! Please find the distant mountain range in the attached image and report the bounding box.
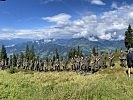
[0,38,32,47]
[1,37,126,59]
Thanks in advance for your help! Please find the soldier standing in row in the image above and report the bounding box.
[90,54,96,73]
[30,60,34,71]
[71,57,75,71]
[119,50,126,67]
[95,55,100,71]
[80,57,84,72]
[49,59,53,71]
[17,58,21,69]
[62,58,67,71]
[101,53,106,71]
[1,59,5,70]
[75,55,80,72]
[43,60,48,72]
[55,59,60,71]
[109,50,115,69]
[39,60,43,71]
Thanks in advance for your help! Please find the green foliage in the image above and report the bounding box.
[0,45,7,60]
[125,24,133,49]
[68,46,84,60]
[19,52,24,63]
[12,53,17,67]
[8,67,18,74]
[92,47,96,56]
[25,44,30,61]
[55,48,59,59]
[53,55,56,62]
[29,45,35,61]
[45,56,49,63]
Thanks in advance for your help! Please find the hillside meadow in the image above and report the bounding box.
[0,61,133,100]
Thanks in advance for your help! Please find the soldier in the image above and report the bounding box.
[62,58,67,71]
[108,50,115,69]
[55,59,60,71]
[126,48,133,77]
[95,55,101,71]
[17,58,21,69]
[45,61,49,71]
[25,59,29,70]
[119,50,126,67]
[1,59,5,70]
[49,59,53,71]
[75,55,79,71]
[71,57,75,71]
[36,60,39,71]
[100,53,106,71]
[39,60,43,71]
[90,54,96,73]
[30,60,34,71]
[23,58,27,69]
[83,56,89,72]
[43,60,47,72]
[77,56,81,71]
[80,57,85,73]
[34,60,38,71]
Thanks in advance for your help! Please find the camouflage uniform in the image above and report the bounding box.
[101,54,106,71]
[90,54,96,73]
[43,60,48,72]
[80,57,85,71]
[71,58,75,71]
[55,59,60,71]
[119,50,126,67]
[109,51,114,69]
[95,55,100,70]
[84,57,89,72]
[1,59,5,70]
[49,59,53,71]
[17,58,21,69]
[62,58,67,71]
[75,56,80,71]
[39,60,43,71]
[25,60,29,70]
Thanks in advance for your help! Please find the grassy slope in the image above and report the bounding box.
[0,62,133,100]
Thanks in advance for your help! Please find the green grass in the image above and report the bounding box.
[0,61,132,100]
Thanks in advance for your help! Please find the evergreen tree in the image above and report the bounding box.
[12,53,17,67]
[20,52,24,64]
[0,45,7,60]
[9,55,13,67]
[115,48,118,53]
[53,55,56,62]
[68,49,73,60]
[60,56,63,61]
[25,44,30,61]
[55,48,59,59]
[73,48,77,57]
[29,45,35,61]
[92,47,96,56]
[125,24,133,49]
[45,56,49,63]
[77,46,80,56]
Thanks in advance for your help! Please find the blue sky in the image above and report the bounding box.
[0,0,133,40]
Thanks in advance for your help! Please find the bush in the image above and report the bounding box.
[8,67,18,74]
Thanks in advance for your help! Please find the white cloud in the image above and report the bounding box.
[111,1,118,9]
[89,0,106,5]
[42,13,71,24]
[40,0,62,4]
[128,12,133,19]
